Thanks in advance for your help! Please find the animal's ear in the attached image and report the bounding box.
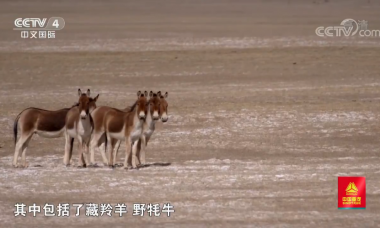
[164,92,168,98]
[87,89,91,96]
[137,91,141,97]
[94,94,100,102]
[144,91,148,97]
[157,91,161,97]
[78,89,82,97]
[149,91,153,98]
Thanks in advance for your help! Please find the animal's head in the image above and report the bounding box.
[157,91,169,122]
[136,91,148,121]
[77,89,99,119]
[148,91,161,121]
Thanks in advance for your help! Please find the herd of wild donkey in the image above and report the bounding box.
[12,89,169,169]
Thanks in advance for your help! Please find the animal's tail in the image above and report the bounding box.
[13,114,21,145]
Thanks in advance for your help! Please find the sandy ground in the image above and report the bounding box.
[0,0,380,227]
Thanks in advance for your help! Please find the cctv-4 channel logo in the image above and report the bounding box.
[13,17,65,39]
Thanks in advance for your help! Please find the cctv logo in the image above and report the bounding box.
[14,18,47,28]
[14,17,65,39]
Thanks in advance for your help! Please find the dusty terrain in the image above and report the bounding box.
[0,0,380,227]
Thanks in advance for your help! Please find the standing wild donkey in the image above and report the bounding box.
[126,91,169,166]
[12,90,85,168]
[103,91,148,169]
[89,94,138,166]
[90,91,161,166]
[64,89,99,167]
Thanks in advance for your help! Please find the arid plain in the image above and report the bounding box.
[0,0,380,227]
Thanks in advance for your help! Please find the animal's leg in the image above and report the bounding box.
[13,142,21,167]
[89,134,96,165]
[20,134,33,168]
[135,139,142,166]
[13,137,23,168]
[124,138,132,169]
[77,137,85,167]
[80,153,86,167]
[13,132,33,168]
[68,138,74,163]
[139,135,147,166]
[63,132,73,166]
[131,140,139,169]
[109,138,118,166]
[90,132,101,165]
[96,133,108,165]
[84,140,91,166]
[107,134,115,167]
[113,140,121,165]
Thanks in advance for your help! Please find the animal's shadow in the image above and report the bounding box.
[18,162,171,169]
[138,162,171,169]
[114,162,171,169]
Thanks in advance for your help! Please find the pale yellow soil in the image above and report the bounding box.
[0,1,380,227]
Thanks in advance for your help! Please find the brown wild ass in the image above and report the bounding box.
[64,89,99,167]
[90,91,167,167]
[103,91,148,169]
[90,91,160,165]
[89,95,139,166]
[13,92,80,168]
[157,91,169,123]
[126,91,169,166]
